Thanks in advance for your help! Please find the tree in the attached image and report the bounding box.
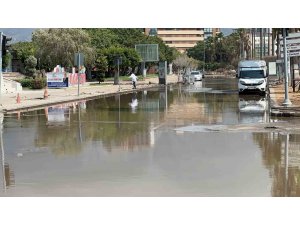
[84,29,118,49]
[187,31,241,70]
[32,29,96,71]
[99,47,141,83]
[24,55,37,76]
[2,53,12,71]
[84,29,178,75]
[11,41,36,63]
[187,41,205,61]
[236,28,251,60]
[108,28,147,48]
[173,54,199,74]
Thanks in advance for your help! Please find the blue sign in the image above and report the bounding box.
[46,72,69,88]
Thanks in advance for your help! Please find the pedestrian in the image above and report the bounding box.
[129,72,138,89]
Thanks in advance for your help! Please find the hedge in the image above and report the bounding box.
[19,78,47,89]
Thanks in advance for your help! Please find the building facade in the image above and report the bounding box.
[145,28,220,53]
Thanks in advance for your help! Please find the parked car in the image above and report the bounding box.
[191,71,203,81]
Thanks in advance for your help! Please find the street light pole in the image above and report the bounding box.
[282,28,292,106]
[0,32,3,96]
[203,39,205,74]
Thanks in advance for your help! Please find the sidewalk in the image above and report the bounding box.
[269,80,300,117]
[0,75,179,113]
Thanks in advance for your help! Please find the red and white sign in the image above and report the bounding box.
[68,73,86,86]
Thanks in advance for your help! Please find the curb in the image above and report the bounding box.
[269,86,300,117]
[2,83,176,113]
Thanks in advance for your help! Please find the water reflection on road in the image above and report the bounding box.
[1,78,300,196]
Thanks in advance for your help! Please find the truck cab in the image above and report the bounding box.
[237,60,268,95]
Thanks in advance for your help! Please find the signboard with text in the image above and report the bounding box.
[279,32,300,58]
[46,72,68,88]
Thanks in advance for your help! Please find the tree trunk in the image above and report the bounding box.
[276,32,280,59]
[272,29,275,56]
[86,67,92,80]
[268,28,271,56]
[253,29,256,59]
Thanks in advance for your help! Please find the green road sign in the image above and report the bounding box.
[135,44,159,62]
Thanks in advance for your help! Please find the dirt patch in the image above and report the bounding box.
[270,82,300,106]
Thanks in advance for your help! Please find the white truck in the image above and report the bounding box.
[237,60,268,95]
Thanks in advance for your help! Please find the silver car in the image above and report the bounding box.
[191,71,203,81]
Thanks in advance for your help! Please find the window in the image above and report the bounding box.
[240,70,265,78]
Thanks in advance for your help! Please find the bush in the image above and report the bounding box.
[19,78,46,89]
[24,55,37,77]
[91,71,105,83]
[20,78,33,88]
[31,78,46,89]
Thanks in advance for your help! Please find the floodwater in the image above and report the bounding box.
[1,78,300,196]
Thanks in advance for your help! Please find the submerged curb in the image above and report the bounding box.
[269,86,300,117]
[1,83,175,113]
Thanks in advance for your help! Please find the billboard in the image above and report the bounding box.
[135,44,159,62]
[47,72,68,88]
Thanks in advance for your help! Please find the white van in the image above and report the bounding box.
[237,60,268,95]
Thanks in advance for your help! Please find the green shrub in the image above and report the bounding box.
[20,78,46,89]
[31,78,47,89]
[20,78,33,88]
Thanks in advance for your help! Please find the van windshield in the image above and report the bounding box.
[240,70,264,79]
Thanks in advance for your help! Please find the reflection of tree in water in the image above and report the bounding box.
[253,132,300,196]
[82,93,157,151]
[35,114,84,156]
[33,89,175,154]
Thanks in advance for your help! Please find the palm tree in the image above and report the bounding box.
[236,28,251,60]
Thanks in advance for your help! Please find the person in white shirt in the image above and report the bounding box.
[129,72,137,89]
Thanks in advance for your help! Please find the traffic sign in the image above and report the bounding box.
[279,32,300,40]
[74,53,84,66]
[280,38,300,45]
[280,44,300,52]
[287,51,300,57]
[281,51,300,58]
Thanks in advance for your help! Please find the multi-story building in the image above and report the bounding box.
[204,28,221,40]
[145,28,220,53]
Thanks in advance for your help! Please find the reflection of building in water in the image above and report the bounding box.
[4,163,15,188]
[253,132,300,196]
[102,127,153,152]
[165,97,222,126]
[283,135,300,169]
[45,100,86,125]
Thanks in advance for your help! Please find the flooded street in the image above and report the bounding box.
[1,78,300,196]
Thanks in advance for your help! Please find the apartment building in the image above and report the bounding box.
[204,28,221,40]
[145,28,221,53]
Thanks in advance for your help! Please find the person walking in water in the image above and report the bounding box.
[129,72,138,89]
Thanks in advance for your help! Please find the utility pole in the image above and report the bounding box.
[203,39,205,74]
[260,28,263,60]
[0,32,3,96]
[282,28,292,106]
[77,54,80,96]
